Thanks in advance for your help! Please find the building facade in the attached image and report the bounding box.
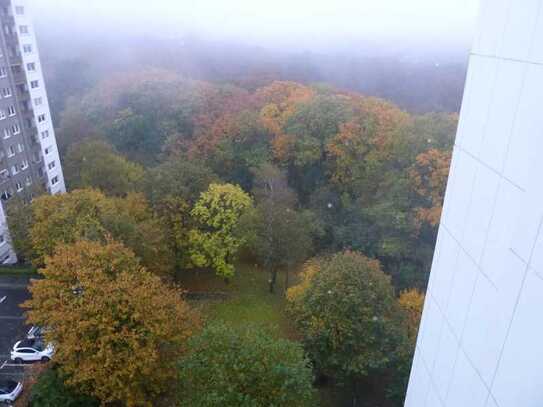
[0,0,65,264]
[405,0,543,406]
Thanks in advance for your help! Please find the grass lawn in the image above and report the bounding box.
[177,262,297,339]
[177,262,342,406]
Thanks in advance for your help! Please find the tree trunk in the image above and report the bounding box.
[284,267,289,293]
[269,268,277,293]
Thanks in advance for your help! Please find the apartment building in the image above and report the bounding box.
[405,0,543,406]
[0,0,65,264]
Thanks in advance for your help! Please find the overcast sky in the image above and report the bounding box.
[31,0,480,51]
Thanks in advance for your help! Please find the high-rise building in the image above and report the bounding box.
[0,0,65,264]
[405,0,543,406]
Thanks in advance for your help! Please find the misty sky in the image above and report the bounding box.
[32,0,480,51]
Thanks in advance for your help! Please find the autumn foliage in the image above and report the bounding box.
[23,240,199,406]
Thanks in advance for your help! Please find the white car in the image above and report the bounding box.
[10,339,54,363]
[0,380,22,403]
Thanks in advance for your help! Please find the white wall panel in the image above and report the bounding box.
[405,1,543,405]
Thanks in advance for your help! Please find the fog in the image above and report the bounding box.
[30,0,480,116]
[32,0,479,54]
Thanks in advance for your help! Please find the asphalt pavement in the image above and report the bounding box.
[0,275,31,382]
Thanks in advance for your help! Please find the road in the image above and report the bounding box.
[0,275,31,382]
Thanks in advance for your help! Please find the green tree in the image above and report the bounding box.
[188,183,253,278]
[177,323,314,406]
[29,189,174,275]
[287,251,409,403]
[23,240,199,406]
[242,164,319,292]
[30,368,99,407]
[64,140,145,196]
[144,156,218,206]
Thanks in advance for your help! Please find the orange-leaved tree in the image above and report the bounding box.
[23,239,199,406]
[409,148,451,230]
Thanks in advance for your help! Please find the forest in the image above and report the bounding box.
[8,69,456,406]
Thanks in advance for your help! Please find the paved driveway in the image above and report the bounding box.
[0,276,31,381]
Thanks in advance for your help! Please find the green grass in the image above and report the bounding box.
[178,262,295,338]
[0,264,37,276]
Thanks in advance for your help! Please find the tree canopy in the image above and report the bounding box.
[287,251,410,398]
[23,240,199,406]
[177,323,315,406]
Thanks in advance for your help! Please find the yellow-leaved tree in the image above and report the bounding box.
[23,239,199,406]
[398,288,425,342]
[188,183,253,278]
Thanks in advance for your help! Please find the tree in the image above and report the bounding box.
[29,189,174,275]
[409,148,451,230]
[23,240,199,406]
[188,183,253,278]
[242,164,319,292]
[398,288,425,342]
[5,197,33,263]
[30,368,99,407]
[154,196,194,273]
[64,140,145,196]
[144,156,218,206]
[177,323,314,406]
[287,251,409,402]
[4,185,46,263]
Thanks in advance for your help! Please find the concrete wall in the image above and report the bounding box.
[405,1,543,406]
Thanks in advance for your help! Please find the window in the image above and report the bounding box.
[51,176,59,185]
[25,175,32,186]
[48,161,55,170]
[7,146,15,157]
[26,62,36,71]
[30,80,39,89]
[11,164,18,175]
[21,159,28,169]
[19,25,29,34]
[11,124,20,135]
[15,182,22,191]
[41,130,49,139]
[11,65,21,74]
[1,87,11,98]
[44,145,53,155]
[3,129,9,139]
[37,167,43,177]
[26,118,34,129]
[0,169,8,179]
[17,143,24,153]
[23,44,32,54]
[0,67,6,77]
[0,110,5,120]
[34,97,42,106]
[7,106,15,116]
[15,6,24,15]
[37,114,46,123]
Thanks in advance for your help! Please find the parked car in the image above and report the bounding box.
[0,380,22,403]
[10,339,54,363]
[26,325,49,340]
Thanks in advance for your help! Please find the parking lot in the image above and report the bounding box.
[0,276,31,382]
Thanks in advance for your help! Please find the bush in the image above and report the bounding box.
[178,323,315,406]
[30,367,99,407]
